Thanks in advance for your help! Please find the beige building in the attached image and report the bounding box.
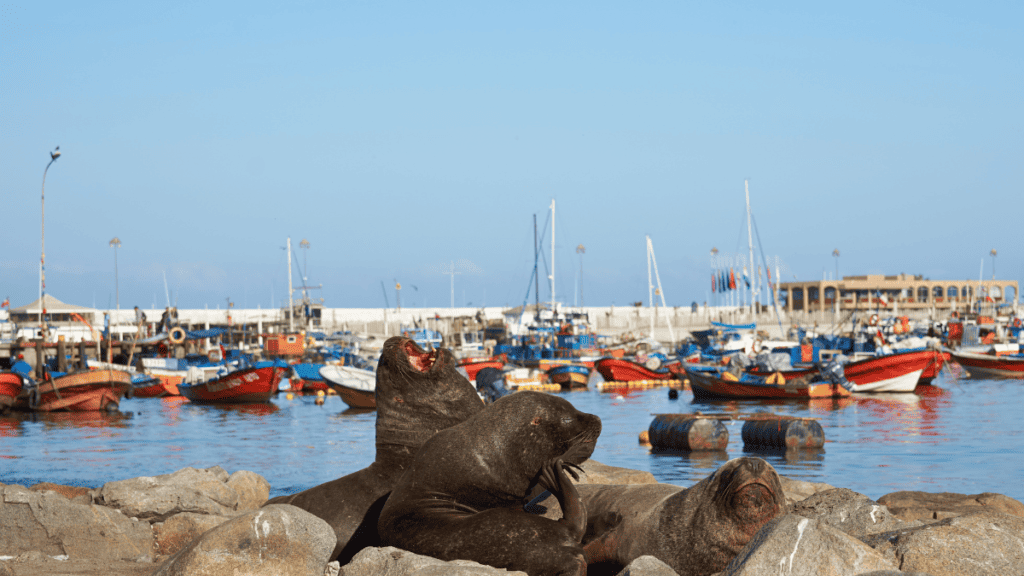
[778,274,1018,313]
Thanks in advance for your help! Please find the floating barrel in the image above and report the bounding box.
[648,414,728,451]
[741,418,824,450]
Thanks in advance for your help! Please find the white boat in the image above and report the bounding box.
[319,365,376,409]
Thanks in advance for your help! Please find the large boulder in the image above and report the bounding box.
[790,488,915,538]
[341,546,527,575]
[226,470,271,512]
[97,466,267,522]
[616,555,680,576]
[575,460,658,485]
[152,512,235,556]
[0,484,154,562]
[860,509,1024,576]
[720,514,896,575]
[153,504,335,576]
[777,475,836,506]
[876,490,1024,522]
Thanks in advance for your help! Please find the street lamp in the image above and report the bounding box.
[832,249,840,280]
[110,237,121,338]
[991,249,997,280]
[576,244,585,307]
[300,239,310,301]
[40,146,61,338]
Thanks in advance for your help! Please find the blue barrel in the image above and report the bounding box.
[648,415,729,451]
[741,418,824,450]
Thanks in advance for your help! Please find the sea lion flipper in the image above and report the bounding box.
[542,458,587,542]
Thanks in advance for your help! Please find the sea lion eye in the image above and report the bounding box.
[561,416,573,425]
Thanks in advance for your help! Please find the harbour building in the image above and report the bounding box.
[778,274,1018,314]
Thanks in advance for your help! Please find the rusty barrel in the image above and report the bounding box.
[741,418,824,450]
[648,414,728,451]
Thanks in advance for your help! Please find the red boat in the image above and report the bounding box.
[457,357,505,381]
[0,372,25,413]
[948,349,1024,379]
[749,349,947,393]
[686,366,852,400]
[178,365,284,404]
[595,357,674,382]
[16,369,133,412]
[132,375,181,398]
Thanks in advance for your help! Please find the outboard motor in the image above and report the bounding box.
[475,367,510,404]
[817,357,853,391]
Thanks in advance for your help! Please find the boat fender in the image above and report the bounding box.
[1014,318,1021,328]
[168,327,187,345]
[868,314,879,326]
[125,385,134,400]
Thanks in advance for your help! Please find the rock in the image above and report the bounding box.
[341,546,527,575]
[576,460,658,485]
[153,512,234,556]
[0,484,154,562]
[0,560,12,576]
[616,555,680,576]
[876,490,1024,522]
[29,482,92,501]
[721,514,896,575]
[860,509,1024,576]
[853,572,937,576]
[152,504,335,576]
[226,470,271,512]
[791,488,915,538]
[323,560,340,576]
[777,475,836,506]
[97,466,253,522]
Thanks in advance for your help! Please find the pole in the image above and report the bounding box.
[550,199,556,312]
[533,214,540,316]
[40,148,60,339]
[287,237,294,332]
[745,180,756,313]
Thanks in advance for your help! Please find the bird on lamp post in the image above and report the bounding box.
[832,249,840,281]
[991,249,997,280]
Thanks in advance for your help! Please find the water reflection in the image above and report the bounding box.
[1,409,134,430]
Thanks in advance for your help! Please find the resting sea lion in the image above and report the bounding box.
[571,457,783,576]
[378,391,602,576]
[264,337,483,562]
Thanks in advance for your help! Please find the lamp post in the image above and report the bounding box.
[110,237,121,339]
[991,249,997,280]
[832,249,840,281]
[299,238,311,303]
[576,244,585,307]
[40,146,61,339]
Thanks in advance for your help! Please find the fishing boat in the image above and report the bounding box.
[178,365,284,404]
[130,373,178,398]
[595,357,674,382]
[686,365,852,400]
[546,364,591,389]
[288,362,330,392]
[17,369,133,412]
[749,349,945,392]
[457,357,505,382]
[0,372,25,413]
[948,349,1024,378]
[319,364,376,409]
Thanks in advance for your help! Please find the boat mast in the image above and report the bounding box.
[533,214,540,318]
[287,237,294,332]
[646,236,676,346]
[745,179,757,314]
[550,199,556,314]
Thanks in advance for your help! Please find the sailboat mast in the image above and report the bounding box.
[647,236,654,334]
[533,214,540,316]
[550,199,556,312]
[287,237,294,332]
[745,179,757,312]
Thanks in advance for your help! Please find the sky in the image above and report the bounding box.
[2,1,1021,311]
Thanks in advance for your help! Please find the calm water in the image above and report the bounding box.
[1,372,1022,502]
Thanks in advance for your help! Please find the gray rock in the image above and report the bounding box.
[778,475,836,506]
[153,511,234,556]
[577,460,658,485]
[860,510,1024,576]
[323,560,340,576]
[153,504,335,576]
[721,514,896,575]
[854,572,937,576]
[616,555,680,576]
[876,490,1024,523]
[0,560,12,576]
[341,546,527,575]
[226,469,271,512]
[791,488,915,538]
[97,466,247,522]
[0,484,154,562]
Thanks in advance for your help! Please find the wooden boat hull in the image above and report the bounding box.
[19,369,132,412]
[131,376,179,398]
[546,365,591,389]
[320,365,376,409]
[0,372,24,412]
[595,358,672,382]
[457,358,505,382]
[949,350,1024,378]
[179,366,282,404]
[687,367,851,400]
[750,350,943,392]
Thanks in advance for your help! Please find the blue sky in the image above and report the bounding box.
[2,1,1021,310]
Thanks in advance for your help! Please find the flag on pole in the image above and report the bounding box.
[729,268,737,290]
[742,267,751,288]
[711,272,716,293]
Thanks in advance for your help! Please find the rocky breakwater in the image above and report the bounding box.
[2,461,1023,576]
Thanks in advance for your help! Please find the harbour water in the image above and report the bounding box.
[1,372,1022,503]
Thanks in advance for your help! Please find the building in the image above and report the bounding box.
[778,274,1018,314]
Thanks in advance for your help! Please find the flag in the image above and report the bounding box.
[742,267,751,288]
[875,291,888,306]
[711,273,716,293]
[720,270,727,293]
[0,298,7,308]
[729,268,737,290]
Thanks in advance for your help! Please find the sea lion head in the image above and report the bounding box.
[674,457,784,571]
[374,337,483,466]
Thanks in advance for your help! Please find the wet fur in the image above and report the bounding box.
[263,337,483,562]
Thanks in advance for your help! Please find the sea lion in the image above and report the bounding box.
[264,337,484,563]
[378,391,602,576]
[576,457,784,576]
